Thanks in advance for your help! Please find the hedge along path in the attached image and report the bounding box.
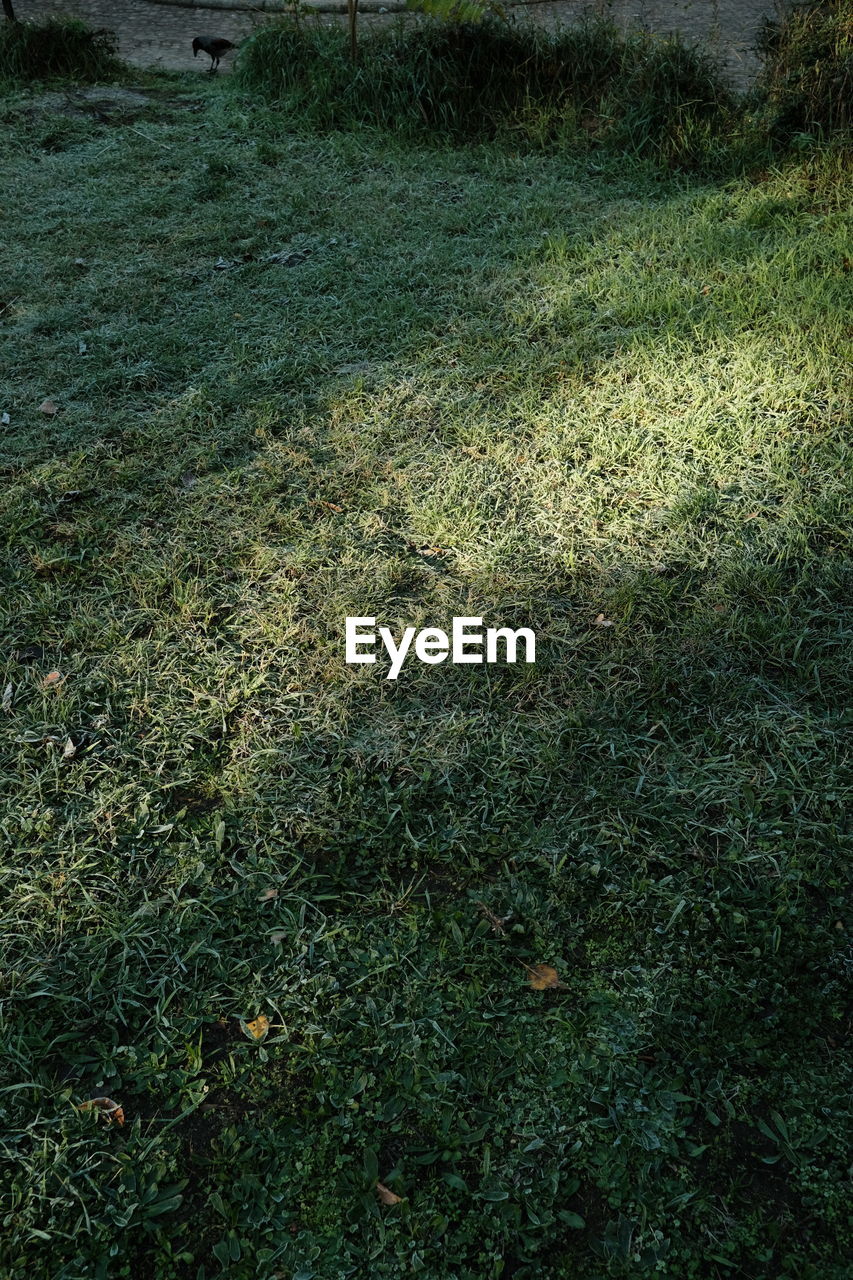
[18,0,777,86]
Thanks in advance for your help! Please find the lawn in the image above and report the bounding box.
[0,73,851,1279]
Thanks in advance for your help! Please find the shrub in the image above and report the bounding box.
[605,31,734,162]
[0,16,122,84]
[756,0,852,142]
[235,15,733,165]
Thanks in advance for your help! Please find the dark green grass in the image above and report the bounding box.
[0,81,851,1279]
[234,16,736,166]
[756,0,853,141]
[0,16,123,84]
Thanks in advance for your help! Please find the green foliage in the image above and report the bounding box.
[0,80,851,1275]
[604,33,733,162]
[0,16,122,84]
[407,0,506,24]
[234,16,734,166]
[756,0,853,142]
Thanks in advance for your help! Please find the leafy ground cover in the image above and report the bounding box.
[0,75,851,1279]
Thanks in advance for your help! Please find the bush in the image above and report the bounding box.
[235,15,733,165]
[0,16,122,84]
[607,33,734,160]
[756,0,852,142]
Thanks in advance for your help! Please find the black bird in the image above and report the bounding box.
[192,36,234,73]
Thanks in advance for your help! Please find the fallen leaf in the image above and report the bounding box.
[376,1182,402,1205]
[258,887,278,901]
[79,1096,125,1125]
[78,340,88,355]
[62,737,77,760]
[2,683,11,713]
[1,412,9,426]
[320,501,343,513]
[243,1015,270,1041]
[523,962,567,991]
[593,613,614,628]
[408,542,448,558]
[43,671,63,688]
[39,399,59,416]
[270,930,287,944]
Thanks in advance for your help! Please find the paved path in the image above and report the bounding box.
[16,0,776,87]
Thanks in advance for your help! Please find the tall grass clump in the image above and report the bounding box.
[233,20,392,129]
[756,0,852,142]
[0,16,122,84]
[604,32,734,163]
[235,14,734,165]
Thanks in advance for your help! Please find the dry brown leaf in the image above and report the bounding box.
[523,962,567,991]
[376,1182,402,1205]
[321,501,343,513]
[2,683,12,713]
[42,671,63,688]
[258,888,278,902]
[79,1096,125,1125]
[39,399,59,416]
[593,614,614,628]
[243,1015,270,1041]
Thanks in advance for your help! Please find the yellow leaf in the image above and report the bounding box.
[524,963,566,991]
[376,1182,402,1205]
[79,1096,125,1125]
[243,1015,270,1041]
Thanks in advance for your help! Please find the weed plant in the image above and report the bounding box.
[234,16,736,166]
[0,16,122,84]
[756,0,853,142]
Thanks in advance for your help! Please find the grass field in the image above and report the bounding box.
[1,72,851,1279]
